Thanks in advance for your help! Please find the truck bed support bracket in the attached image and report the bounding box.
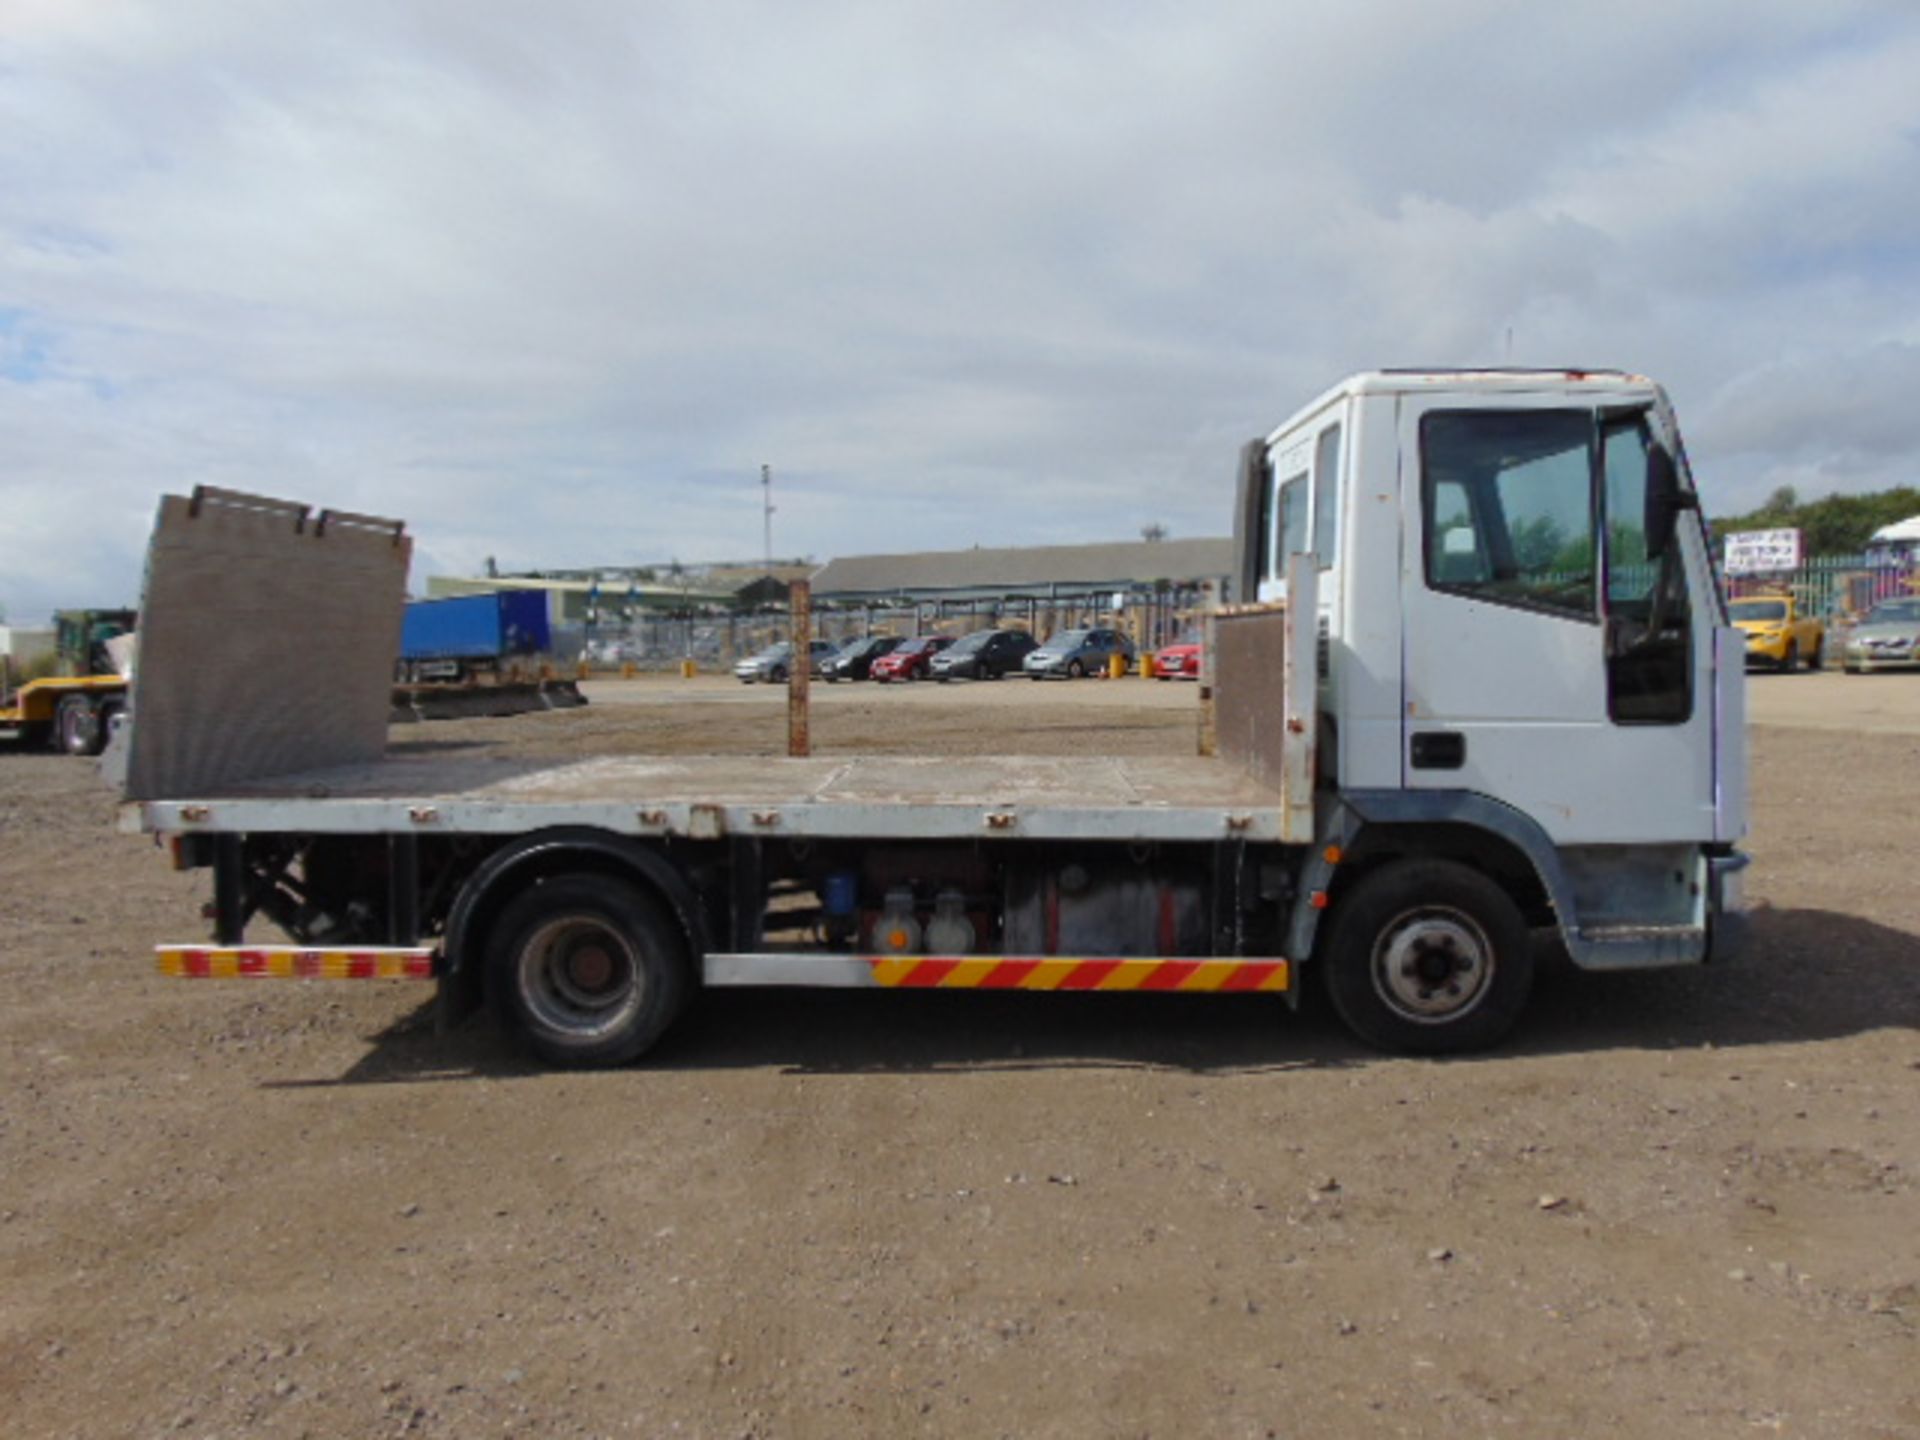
[213,835,246,945]
[387,834,421,947]
[1212,838,1247,957]
[729,837,764,952]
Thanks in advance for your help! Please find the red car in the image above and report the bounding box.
[870,634,954,682]
[1154,631,1204,681]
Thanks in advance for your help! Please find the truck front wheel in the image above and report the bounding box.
[1320,859,1533,1055]
[486,875,691,1067]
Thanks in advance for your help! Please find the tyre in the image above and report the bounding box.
[53,694,101,756]
[1780,642,1798,674]
[487,875,691,1067]
[1808,640,1824,671]
[1319,858,1534,1054]
[1066,659,1085,678]
[769,665,788,684]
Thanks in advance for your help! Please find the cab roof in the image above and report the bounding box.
[1267,368,1662,444]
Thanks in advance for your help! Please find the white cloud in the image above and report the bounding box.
[3,0,1919,618]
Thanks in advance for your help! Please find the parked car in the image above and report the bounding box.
[1842,596,1920,673]
[733,640,836,684]
[869,635,954,682]
[1729,594,1824,672]
[821,635,904,683]
[929,628,1039,681]
[1154,629,1204,681]
[1023,627,1135,679]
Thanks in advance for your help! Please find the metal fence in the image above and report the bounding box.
[570,586,1213,672]
[1723,556,1918,620]
[560,558,1919,672]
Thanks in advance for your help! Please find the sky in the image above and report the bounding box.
[4,0,1919,620]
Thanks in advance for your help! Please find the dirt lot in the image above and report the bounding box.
[2,672,1916,1439]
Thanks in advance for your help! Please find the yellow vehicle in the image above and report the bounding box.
[0,608,135,754]
[1728,592,1824,672]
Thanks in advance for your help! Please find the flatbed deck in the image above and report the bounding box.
[124,751,1288,843]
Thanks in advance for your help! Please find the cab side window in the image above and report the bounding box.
[1277,473,1309,574]
[1421,410,1596,621]
[1312,425,1341,569]
[1602,415,1692,723]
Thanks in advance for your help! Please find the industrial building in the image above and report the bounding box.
[808,536,1232,646]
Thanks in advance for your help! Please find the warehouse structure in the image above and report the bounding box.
[809,537,1233,649]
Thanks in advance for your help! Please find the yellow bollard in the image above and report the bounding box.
[1141,653,1157,679]
[577,659,590,681]
[680,658,696,679]
[621,661,636,679]
[1108,651,1126,679]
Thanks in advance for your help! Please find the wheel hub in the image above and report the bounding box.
[519,916,644,1038]
[565,944,616,994]
[1372,908,1495,1023]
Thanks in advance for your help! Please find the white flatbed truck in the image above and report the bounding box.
[118,371,1749,1062]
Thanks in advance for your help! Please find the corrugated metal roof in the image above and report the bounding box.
[425,575,737,604]
[810,538,1232,598]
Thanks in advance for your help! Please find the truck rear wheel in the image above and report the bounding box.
[486,875,691,1067]
[1320,858,1533,1055]
[54,694,101,756]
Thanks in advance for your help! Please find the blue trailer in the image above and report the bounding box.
[393,591,582,719]
[401,591,550,669]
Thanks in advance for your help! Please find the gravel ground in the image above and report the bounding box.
[1,673,1916,1439]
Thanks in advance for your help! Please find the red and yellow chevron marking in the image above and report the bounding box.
[866,956,1288,993]
[156,946,436,980]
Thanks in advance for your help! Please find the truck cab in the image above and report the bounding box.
[1232,370,1746,1026]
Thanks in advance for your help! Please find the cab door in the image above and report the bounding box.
[1397,392,1716,844]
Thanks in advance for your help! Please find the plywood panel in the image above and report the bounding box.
[125,491,410,800]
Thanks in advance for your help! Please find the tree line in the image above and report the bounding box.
[1710,485,1920,556]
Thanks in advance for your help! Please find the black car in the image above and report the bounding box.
[821,634,904,683]
[928,628,1040,681]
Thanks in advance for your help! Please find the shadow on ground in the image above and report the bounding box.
[279,906,1919,1087]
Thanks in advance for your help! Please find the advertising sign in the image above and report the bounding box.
[1724,528,1802,577]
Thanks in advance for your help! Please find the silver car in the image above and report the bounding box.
[733,640,836,683]
[1022,627,1135,679]
[1843,597,1920,673]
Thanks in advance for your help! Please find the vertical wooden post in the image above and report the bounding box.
[788,578,811,757]
[1197,609,1218,757]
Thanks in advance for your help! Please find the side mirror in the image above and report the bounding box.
[1645,443,1696,560]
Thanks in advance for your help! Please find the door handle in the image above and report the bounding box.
[1410,732,1465,770]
